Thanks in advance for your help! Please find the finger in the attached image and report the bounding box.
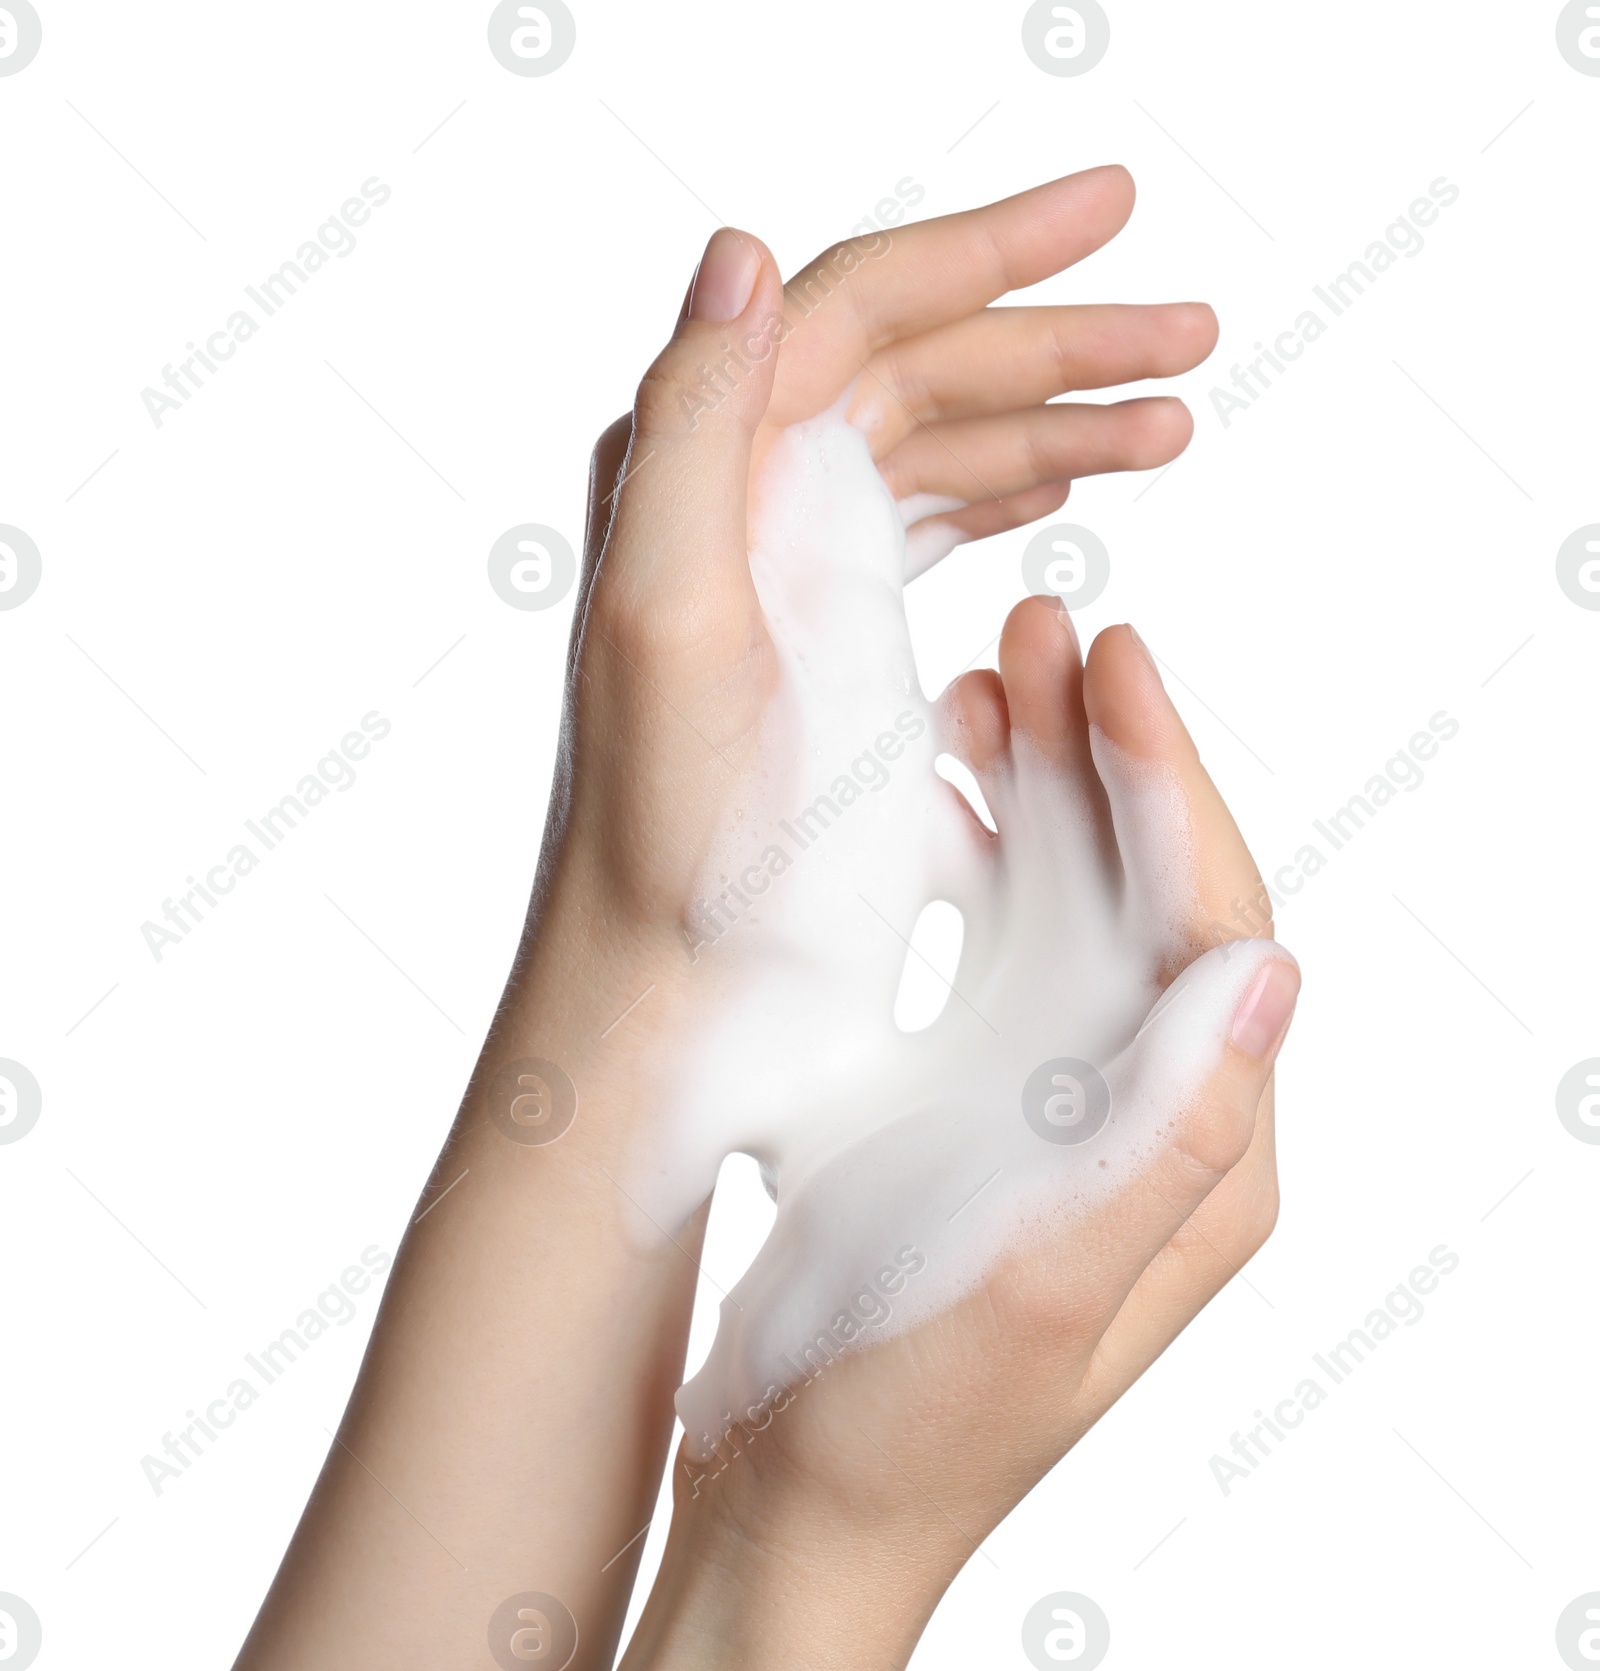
[854,302,1219,451]
[996,594,1091,768]
[1117,941,1297,1181]
[940,668,1009,776]
[975,596,1114,892]
[937,594,1099,785]
[596,227,785,634]
[903,480,1070,580]
[877,397,1192,504]
[1083,624,1270,955]
[770,164,1138,424]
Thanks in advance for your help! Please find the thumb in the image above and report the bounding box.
[1022,939,1299,1344]
[1113,937,1299,1205]
[601,227,784,611]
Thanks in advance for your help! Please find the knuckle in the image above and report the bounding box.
[876,345,939,427]
[1204,1176,1280,1275]
[1170,1085,1258,1181]
[634,333,769,442]
[632,361,704,442]
[627,364,698,444]
[590,412,633,470]
[588,566,758,676]
[1165,1171,1279,1301]
[992,1255,1110,1351]
[1022,413,1057,481]
[1238,1176,1281,1255]
[587,578,691,665]
[1048,320,1081,394]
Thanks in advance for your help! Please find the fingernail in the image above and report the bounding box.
[1230,960,1300,1058]
[688,228,760,323]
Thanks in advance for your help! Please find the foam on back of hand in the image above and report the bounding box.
[632,399,1284,1459]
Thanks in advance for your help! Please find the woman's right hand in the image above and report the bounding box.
[620,610,1298,1671]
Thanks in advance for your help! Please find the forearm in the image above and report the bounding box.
[235,910,703,1670]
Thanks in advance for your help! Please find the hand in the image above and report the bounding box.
[540,165,1215,985]
[622,609,1298,1671]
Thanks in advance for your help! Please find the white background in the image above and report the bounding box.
[2,2,1597,1666]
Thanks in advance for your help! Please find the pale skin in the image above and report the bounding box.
[232,166,1298,1671]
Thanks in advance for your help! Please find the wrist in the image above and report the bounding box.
[618,1446,958,1671]
[621,1519,929,1671]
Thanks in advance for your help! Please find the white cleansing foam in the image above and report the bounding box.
[631,397,1286,1459]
